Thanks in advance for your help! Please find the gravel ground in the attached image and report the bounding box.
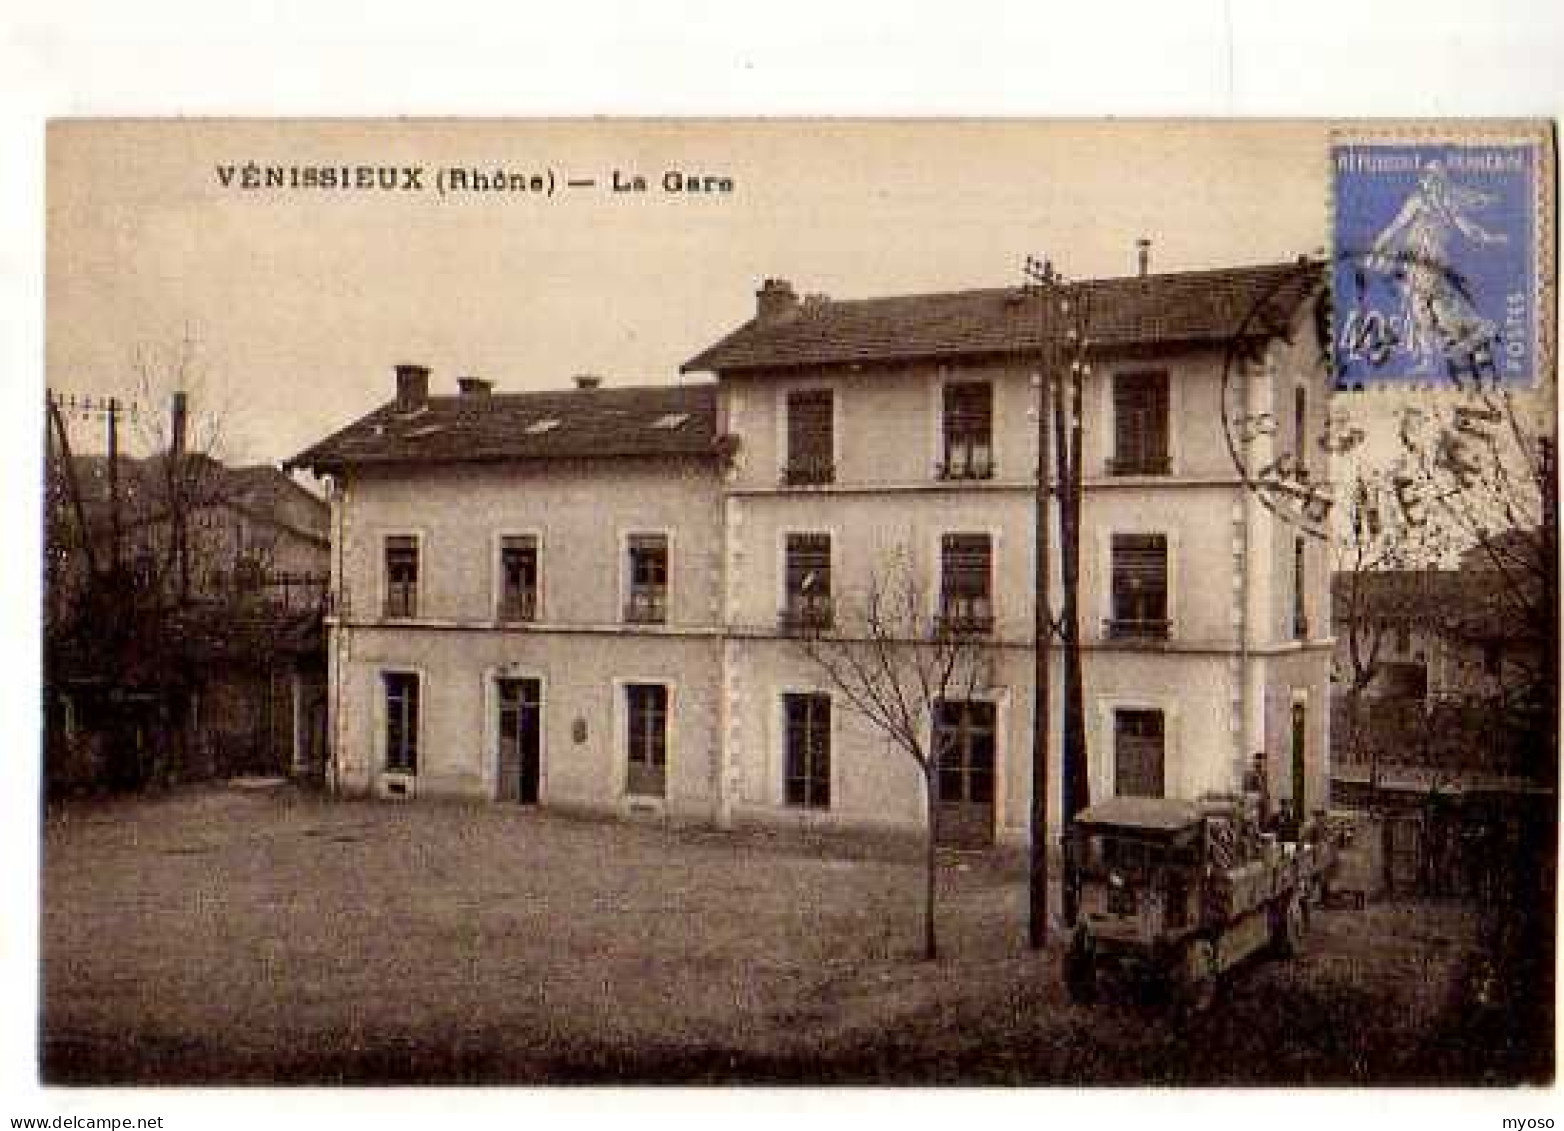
[40,785,1521,1085]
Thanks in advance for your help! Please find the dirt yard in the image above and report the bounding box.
[40,785,1521,1084]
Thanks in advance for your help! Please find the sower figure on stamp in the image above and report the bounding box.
[1364,160,1509,374]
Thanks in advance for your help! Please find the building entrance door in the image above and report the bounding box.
[933,699,996,848]
[1290,700,1307,821]
[497,677,542,804]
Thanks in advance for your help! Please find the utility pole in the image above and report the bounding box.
[1024,254,1062,950]
[1054,286,1093,927]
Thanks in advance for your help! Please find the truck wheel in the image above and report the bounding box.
[1065,930,1098,1004]
[1272,894,1306,958]
[1180,939,1217,1013]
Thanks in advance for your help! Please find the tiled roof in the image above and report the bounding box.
[289,382,719,472]
[65,454,327,540]
[682,261,1322,373]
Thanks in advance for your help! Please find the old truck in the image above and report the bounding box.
[1064,795,1336,1009]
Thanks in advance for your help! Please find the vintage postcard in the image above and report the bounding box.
[40,118,1557,1089]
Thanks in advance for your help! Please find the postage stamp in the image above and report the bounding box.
[1330,134,1543,390]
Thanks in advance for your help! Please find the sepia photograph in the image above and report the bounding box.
[37,116,1557,1089]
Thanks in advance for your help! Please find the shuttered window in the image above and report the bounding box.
[784,389,834,484]
[939,533,993,634]
[783,533,832,630]
[783,693,831,808]
[1109,533,1168,639]
[384,672,419,774]
[1114,708,1164,798]
[1111,371,1170,475]
[941,381,994,480]
[384,535,418,618]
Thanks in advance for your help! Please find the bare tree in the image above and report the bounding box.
[1332,468,1440,797]
[793,546,996,961]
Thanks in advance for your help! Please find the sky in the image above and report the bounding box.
[47,120,1331,465]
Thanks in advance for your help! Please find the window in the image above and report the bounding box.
[939,533,994,634]
[1293,536,1308,639]
[1482,641,1503,677]
[781,533,832,631]
[384,535,418,618]
[498,535,539,622]
[1108,533,1169,639]
[1394,622,1411,655]
[784,389,834,485]
[940,381,994,480]
[934,700,996,806]
[783,693,831,808]
[625,683,668,797]
[384,672,420,774]
[1294,386,1309,478]
[1110,371,1170,475]
[625,534,668,623]
[1114,708,1164,798]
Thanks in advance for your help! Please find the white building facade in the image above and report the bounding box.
[292,261,1333,846]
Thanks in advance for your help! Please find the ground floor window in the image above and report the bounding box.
[783,692,831,808]
[384,672,419,774]
[625,683,668,797]
[1113,708,1164,798]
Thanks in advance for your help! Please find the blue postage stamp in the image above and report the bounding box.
[1331,138,1540,390]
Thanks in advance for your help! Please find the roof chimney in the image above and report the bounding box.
[395,363,430,411]
[169,390,188,458]
[457,375,493,396]
[573,373,602,391]
[1136,238,1152,277]
[755,277,798,326]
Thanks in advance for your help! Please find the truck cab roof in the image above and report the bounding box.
[1074,796,1205,837]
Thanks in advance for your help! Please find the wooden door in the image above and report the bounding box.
[934,700,997,848]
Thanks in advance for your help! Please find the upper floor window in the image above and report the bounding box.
[498,534,539,622]
[1294,386,1309,479]
[1108,533,1169,640]
[782,532,833,632]
[1293,536,1308,639]
[625,533,668,624]
[383,671,420,774]
[384,535,418,618]
[1110,371,1170,476]
[938,533,994,635]
[784,389,834,485]
[939,381,994,480]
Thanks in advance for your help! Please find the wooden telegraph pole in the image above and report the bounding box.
[1024,254,1061,950]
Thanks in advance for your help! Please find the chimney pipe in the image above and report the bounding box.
[573,374,602,391]
[1136,238,1152,277]
[170,390,188,458]
[457,376,493,396]
[755,278,799,326]
[395,363,430,411]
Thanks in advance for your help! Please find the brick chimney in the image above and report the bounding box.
[1136,238,1152,277]
[755,278,798,325]
[573,374,603,390]
[395,363,430,411]
[457,376,493,396]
